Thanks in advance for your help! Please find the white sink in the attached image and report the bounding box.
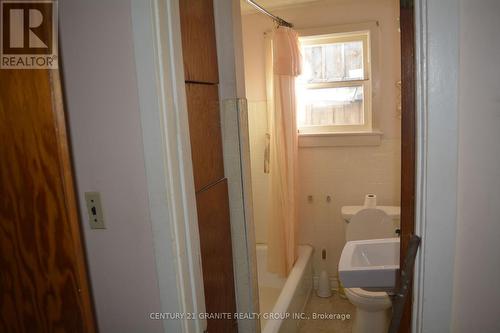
[339,238,400,289]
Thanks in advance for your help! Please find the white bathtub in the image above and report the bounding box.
[256,244,313,333]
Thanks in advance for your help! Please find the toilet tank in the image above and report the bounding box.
[342,206,400,241]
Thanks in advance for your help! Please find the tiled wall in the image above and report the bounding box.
[297,139,401,278]
[247,101,270,244]
[248,101,400,278]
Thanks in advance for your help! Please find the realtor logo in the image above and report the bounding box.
[1,0,58,69]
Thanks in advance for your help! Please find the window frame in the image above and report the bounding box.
[297,30,373,134]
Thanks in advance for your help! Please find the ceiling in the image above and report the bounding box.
[240,0,323,14]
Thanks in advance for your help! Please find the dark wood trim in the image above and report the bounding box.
[179,1,238,332]
[178,0,219,84]
[399,1,416,332]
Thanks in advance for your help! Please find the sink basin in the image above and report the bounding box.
[339,238,400,289]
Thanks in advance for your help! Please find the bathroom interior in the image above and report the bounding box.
[239,0,402,332]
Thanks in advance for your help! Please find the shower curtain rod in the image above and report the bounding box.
[244,0,294,28]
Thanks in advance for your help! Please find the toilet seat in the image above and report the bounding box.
[346,288,388,299]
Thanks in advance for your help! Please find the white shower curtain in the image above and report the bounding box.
[265,26,302,277]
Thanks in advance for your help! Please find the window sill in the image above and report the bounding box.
[298,130,383,148]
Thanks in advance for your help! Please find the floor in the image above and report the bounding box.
[298,292,356,333]
[259,285,282,329]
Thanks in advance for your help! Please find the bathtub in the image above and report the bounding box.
[256,244,313,333]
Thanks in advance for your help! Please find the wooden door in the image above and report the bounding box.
[179,0,238,332]
[399,0,416,332]
[0,69,96,332]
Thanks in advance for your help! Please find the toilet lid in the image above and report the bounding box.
[346,208,396,241]
[346,287,388,299]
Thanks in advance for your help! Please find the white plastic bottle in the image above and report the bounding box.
[317,249,332,298]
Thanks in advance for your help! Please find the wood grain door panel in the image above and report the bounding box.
[0,70,96,332]
[185,83,225,191]
[195,179,237,333]
[179,0,219,83]
[179,1,238,332]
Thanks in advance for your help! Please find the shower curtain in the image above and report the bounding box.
[265,26,302,277]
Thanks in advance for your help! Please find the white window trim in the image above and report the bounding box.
[298,32,372,133]
[298,129,383,148]
[297,22,382,141]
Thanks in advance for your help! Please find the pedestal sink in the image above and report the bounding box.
[339,238,400,289]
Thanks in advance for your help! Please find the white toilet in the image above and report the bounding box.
[341,202,400,333]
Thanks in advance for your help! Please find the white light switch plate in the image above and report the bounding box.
[85,192,105,229]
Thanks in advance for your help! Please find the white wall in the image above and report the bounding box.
[242,0,401,280]
[452,1,500,332]
[60,1,163,332]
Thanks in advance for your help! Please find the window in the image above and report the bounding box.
[297,32,372,134]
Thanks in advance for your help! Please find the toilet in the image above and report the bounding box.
[341,202,400,333]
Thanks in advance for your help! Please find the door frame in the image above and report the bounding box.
[130,0,207,332]
[412,0,460,332]
[399,0,416,331]
[130,0,461,332]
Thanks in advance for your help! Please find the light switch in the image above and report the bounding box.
[85,192,105,229]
